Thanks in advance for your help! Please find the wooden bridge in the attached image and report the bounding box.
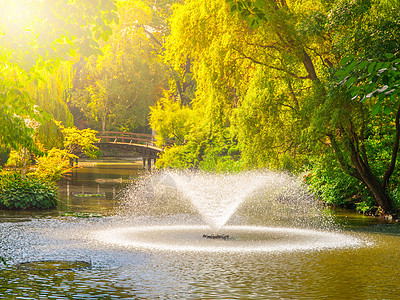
[95,131,166,169]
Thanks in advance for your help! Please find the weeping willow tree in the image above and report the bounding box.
[25,62,75,149]
[152,0,400,214]
[0,0,118,153]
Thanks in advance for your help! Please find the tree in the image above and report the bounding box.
[26,61,75,149]
[70,39,167,133]
[228,0,400,213]
[162,0,400,214]
[69,0,171,133]
[60,125,99,158]
[161,0,316,168]
[0,0,118,152]
[327,53,400,214]
[149,91,196,146]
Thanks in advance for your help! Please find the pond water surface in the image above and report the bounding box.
[1,159,400,299]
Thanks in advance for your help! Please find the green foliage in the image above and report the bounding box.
[0,100,38,155]
[5,124,99,182]
[30,62,75,149]
[198,151,242,172]
[307,114,400,213]
[325,0,400,59]
[73,193,105,198]
[149,93,196,147]
[234,68,308,172]
[0,172,57,210]
[156,145,197,169]
[70,0,168,133]
[156,124,241,172]
[156,0,400,214]
[0,148,9,167]
[0,0,118,153]
[62,212,103,217]
[306,157,371,208]
[60,125,99,158]
[0,0,118,69]
[336,52,400,116]
[355,200,375,214]
[5,150,27,168]
[29,148,75,183]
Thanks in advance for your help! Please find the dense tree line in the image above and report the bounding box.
[1,0,400,216]
[0,0,118,209]
[150,0,400,215]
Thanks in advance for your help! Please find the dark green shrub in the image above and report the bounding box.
[306,156,373,210]
[306,120,400,214]
[0,173,57,210]
[0,148,10,167]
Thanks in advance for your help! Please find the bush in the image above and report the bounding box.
[0,172,57,210]
[5,150,25,167]
[198,151,242,172]
[0,148,10,167]
[306,156,373,210]
[29,148,75,182]
[155,144,197,169]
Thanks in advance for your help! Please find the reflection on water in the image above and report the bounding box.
[2,216,400,299]
[57,158,144,215]
[1,160,400,299]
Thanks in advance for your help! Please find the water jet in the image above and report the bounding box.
[100,170,363,253]
[3,162,394,299]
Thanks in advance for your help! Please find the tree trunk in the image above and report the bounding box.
[301,50,319,82]
[102,107,107,134]
[351,153,395,214]
[22,148,27,179]
[331,134,396,214]
[359,169,394,214]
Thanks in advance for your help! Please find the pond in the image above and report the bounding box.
[1,159,400,299]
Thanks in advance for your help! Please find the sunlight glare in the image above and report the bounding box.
[1,0,36,29]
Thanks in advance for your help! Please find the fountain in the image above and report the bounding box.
[4,164,398,299]
[94,170,362,252]
[168,171,268,232]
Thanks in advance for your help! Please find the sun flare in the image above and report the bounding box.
[0,0,36,29]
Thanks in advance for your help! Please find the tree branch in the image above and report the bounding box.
[383,103,400,189]
[328,135,362,180]
[233,48,311,80]
[301,49,319,82]
[287,79,299,110]
[305,46,333,68]
[246,42,282,52]
[137,24,166,51]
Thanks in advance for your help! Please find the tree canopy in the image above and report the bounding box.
[2,0,400,215]
[0,0,118,152]
[69,0,169,133]
[151,0,400,214]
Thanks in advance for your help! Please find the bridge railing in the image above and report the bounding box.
[97,131,157,147]
[97,131,176,149]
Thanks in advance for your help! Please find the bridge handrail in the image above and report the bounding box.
[96,131,158,147]
[98,136,154,144]
[99,131,154,139]
[96,131,175,148]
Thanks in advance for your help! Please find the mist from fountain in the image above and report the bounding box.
[101,170,364,253]
[168,171,270,232]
